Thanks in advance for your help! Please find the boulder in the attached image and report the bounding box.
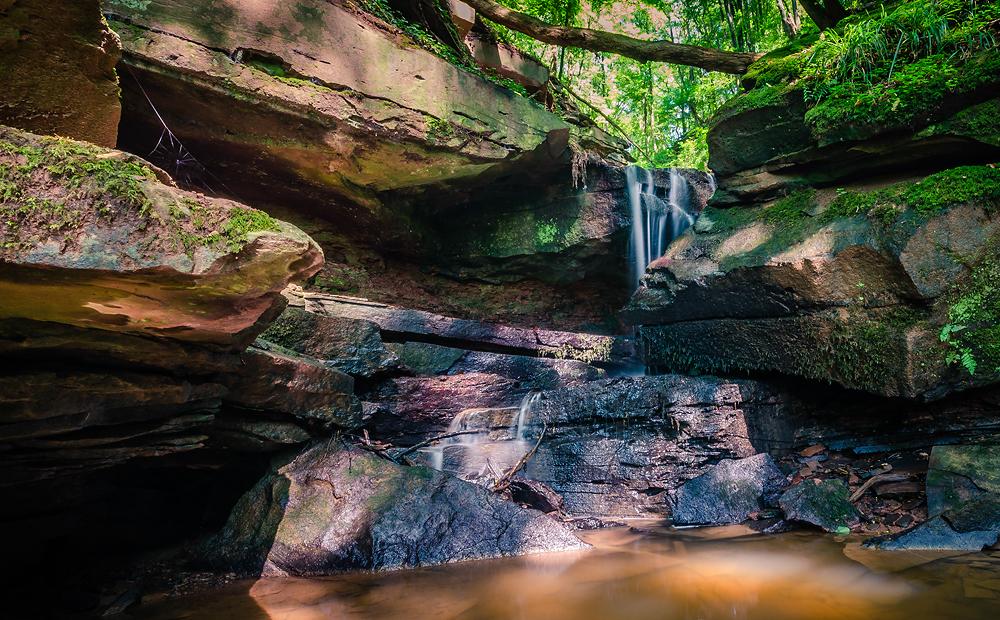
[217,341,362,429]
[0,0,121,147]
[260,307,399,378]
[670,453,786,525]
[202,442,588,575]
[926,445,1000,516]
[779,479,861,532]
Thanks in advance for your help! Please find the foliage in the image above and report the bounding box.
[490,0,789,168]
[940,238,1000,376]
[733,0,999,140]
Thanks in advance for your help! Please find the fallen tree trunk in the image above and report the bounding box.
[462,0,763,74]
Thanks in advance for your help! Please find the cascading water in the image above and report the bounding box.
[627,165,697,289]
[423,391,542,482]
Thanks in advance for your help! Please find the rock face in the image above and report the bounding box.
[519,376,802,517]
[0,126,324,351]
[625,109,1000,399]
[104,0,714,331]
[621,35,1000,399]
[306,293,636,365]
[260,307,400,378]
[217,341,362,429]
[670,453,786,525]
[779,479,861,532]
[0,0,121,147]
[0,127,340,557]
[203,442,588,575]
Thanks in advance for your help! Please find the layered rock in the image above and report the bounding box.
[0,126,345,517]
[624,53,1000,399]
[203,441,588,575]
[0,0,121,147]
[104,0,716,330]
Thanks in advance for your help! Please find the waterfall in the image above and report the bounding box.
[423,392,541,482]
[510,391,540,442]
[627,165,697,289]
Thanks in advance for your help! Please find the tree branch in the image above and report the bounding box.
[462,0,763,74]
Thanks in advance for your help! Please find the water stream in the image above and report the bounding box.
[421,392,541,481]
[128,524,1000,620]
[627,166,698,289]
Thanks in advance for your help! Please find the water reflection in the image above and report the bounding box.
[130,524,1000,620]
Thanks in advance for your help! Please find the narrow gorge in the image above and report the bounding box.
[2,0,1000,618]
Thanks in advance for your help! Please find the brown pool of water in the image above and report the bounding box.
[128,523,1000,620]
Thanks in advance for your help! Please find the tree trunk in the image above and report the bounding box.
[461,0,763,74]
[775,0,801,38]
[798,0,847,31]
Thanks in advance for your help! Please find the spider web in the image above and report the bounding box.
[124,63,239,198]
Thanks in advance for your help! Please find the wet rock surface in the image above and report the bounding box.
[519,375,802,517]
[864,516,999,551]
[203,442,588,575]
[670,453,786,525]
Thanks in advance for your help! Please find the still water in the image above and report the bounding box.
[132,524,1000,620]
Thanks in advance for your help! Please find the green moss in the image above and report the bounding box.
[247,59,285,77]
[0,128,283,258]
[427,117,455,141]
[221,207,281,247]
[903,166,1000,215]
[536,219,558,246]
[725,1,1000,140]
[640,305,924,393]
[762,189,814,224]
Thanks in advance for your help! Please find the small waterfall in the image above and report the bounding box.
[423,409,488,472]
[510,391,540,442]
[423,392,542,483]
[627,165,697,289]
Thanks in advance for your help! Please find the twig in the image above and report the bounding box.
[396,429,485,460]
[493,424,547,493]
[558,83,653,162]
[849,472,909,503]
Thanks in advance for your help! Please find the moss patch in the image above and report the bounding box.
[0,126,280,260]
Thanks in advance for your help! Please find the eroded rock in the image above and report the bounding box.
[260,307,399,378]
[217,342,361,429]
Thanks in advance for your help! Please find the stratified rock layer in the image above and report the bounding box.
[0,0,121,147]
[203,442,588,575]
